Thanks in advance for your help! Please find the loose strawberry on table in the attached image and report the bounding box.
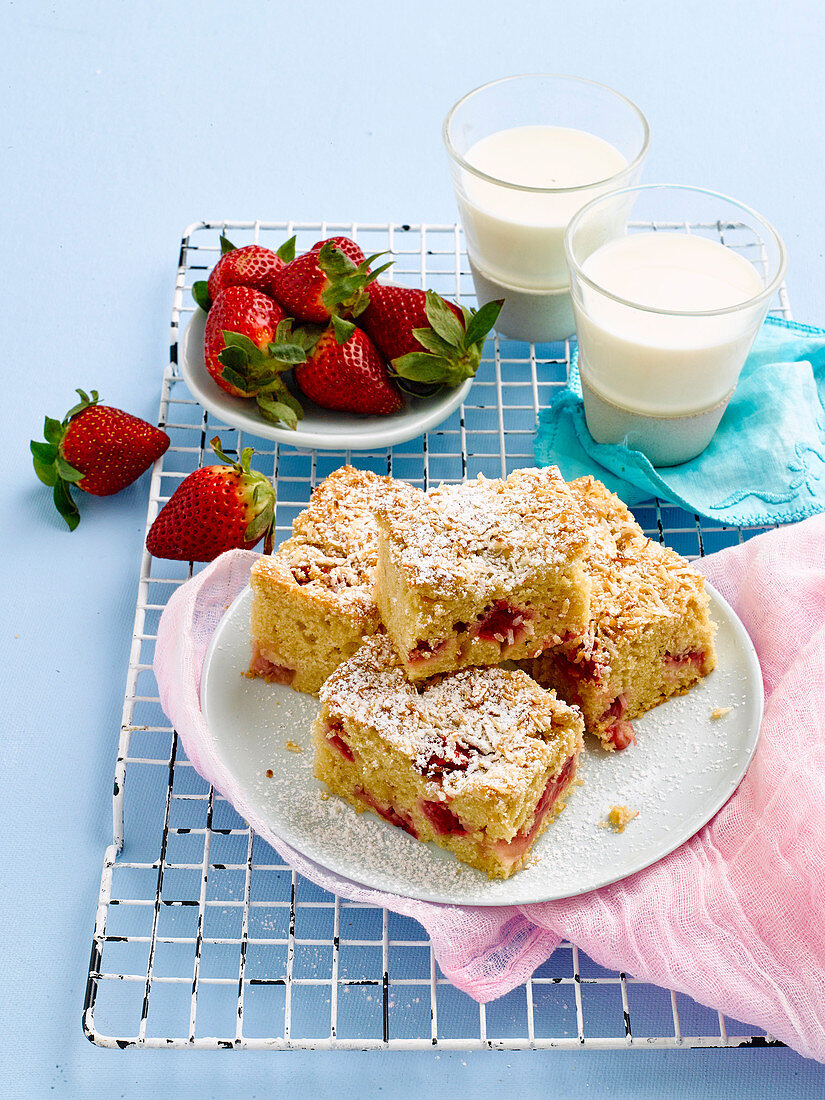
[30,389,170,530]
[146,437,276,561]
[192,234,297,312]
[294,316,404,415]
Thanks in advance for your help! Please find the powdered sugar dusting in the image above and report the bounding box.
[319,635,582,798]
[377,467,592,596]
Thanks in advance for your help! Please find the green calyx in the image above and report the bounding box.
[218,319,319,429]
[210,435,276,554]
[389,293,504,395]
[30,388,101,530]
[317,243,393,320]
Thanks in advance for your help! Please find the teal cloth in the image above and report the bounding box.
[534,316,825,526]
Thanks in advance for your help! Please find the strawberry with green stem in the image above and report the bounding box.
[294,315,403,415]
[360,286,503,395]
[192,234,297,311]
[204,286,312,429]
[146,437,277,561]
[270,239,392,324]
[31,389,170,530]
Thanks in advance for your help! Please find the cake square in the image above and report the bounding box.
[373,466,593,682]
[312,635,585,879]
[523,476,717,749]
[248,466,400,695]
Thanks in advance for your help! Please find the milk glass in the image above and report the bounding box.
[443,75,650,342]
[565,184,787,465]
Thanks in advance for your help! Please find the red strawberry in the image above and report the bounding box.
[360,285,503,394]
[192,234,296,311]
[31,389,170,530]
[270,240,391,324]
[310,236,366,265]
[146,437,276,561]
[205,286,286,396]
[294,317,403,415]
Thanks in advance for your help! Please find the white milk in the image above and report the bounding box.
[460,125,628,290]
[576,232,766,416]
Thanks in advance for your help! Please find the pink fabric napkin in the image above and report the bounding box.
[154,516,825,1062]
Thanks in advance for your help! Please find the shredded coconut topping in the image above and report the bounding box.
[252,467,406,611]
[562,476,713,671]
[376,467,591,597]
[320,636,583,799]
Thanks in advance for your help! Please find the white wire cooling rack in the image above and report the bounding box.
[84,220,789,1050]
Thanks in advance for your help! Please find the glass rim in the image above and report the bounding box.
[442,73,651,195]
[564,183,788,317]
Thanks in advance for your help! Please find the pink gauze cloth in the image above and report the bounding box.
[154,515,825,1062]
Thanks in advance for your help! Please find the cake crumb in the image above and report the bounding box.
[600,805,638,832]
[318,790,330,801]
[285,740,302,753]
[711,706,733,720]
[265,768,274,778]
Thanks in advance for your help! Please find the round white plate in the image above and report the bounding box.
[200,581,763,906]
[180,309,473,450]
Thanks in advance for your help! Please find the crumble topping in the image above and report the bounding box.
[561,476,714,672]
[376,467,591,596]
[252,466,406,611]
[711,706,733,720]
[319,636,583,799]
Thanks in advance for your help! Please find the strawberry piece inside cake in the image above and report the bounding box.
[312,635,585,879]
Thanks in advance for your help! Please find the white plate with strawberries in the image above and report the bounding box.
[180,308,474,450]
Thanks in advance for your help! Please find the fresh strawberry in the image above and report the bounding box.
[192,234,296,311]
[309,236,366,264]
[31,389,170,530]
[146,437,276,561]
[294,316,404,415]
[360,285,503,394]
[204,286,310,429]
[270,240,392,324]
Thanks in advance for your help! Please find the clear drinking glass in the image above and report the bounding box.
[565,184,787,465]
[443,74,650,343]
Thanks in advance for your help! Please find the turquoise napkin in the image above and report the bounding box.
[534,316,825,526]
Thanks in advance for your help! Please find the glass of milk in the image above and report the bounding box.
[565,184,787,465]
[443,74,650,343]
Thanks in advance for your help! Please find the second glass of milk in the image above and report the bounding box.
[443,75,650,343]
[565,184,787,465]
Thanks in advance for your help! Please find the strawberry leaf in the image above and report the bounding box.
[463,299,504,349]
[424,291,464,347]
[221,331,262,358]
[192,280,211,312]
[266,341,307,365]
[218,364,250,392]
[218,345,249,373]
[257,395,299,429]
[219,235,236,255]
[410,326,456,358]
[276,235,297,263]
[53,478,80,531]
[43,417,63,445]
[391,352,454,382]
[31,441,58,486]
[56,455,84,484]
[330,315,356,345]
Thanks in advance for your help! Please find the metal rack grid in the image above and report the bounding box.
[84,220,788,1050]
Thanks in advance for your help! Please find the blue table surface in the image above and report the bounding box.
[5,1,825,1095]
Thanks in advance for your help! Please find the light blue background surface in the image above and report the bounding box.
[5,0,825,1094]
